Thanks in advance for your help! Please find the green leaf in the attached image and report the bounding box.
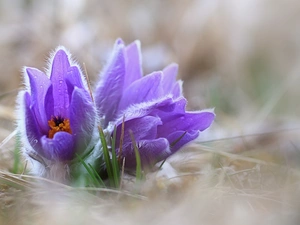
[11,133,22,174]
[111,125,120,187]
[129,130,142,182]
[98,126,114,187]
[75,153,105,187]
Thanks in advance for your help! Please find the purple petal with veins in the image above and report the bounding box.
[50,49,71,118]
[94,40,126,126]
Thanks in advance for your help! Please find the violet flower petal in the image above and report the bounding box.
[149,97,187,123]
[116,97,186,125]
[166,130,200,153]
[50,49,71,118]
[157,111,215,137]
[26,68,51,133]
[124,40,143,87]
[69,87,96,154]
[66,66,84,89]
[65,66,87,102]
[115,99,214,168]
[41,132,74,161]
[44,84,54,121]
[23,92,44,157]
[122,138,169,169]
[118,71,163,111]
[162,63,178,94]
[161,64,183,98]
[115,116,162,146]
[171,80,183,99]
[94,40,126,126]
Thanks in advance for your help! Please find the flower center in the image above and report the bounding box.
[48,116,72,139]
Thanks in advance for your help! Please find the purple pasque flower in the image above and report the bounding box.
[95,39,215,169]
[17,47,98,168]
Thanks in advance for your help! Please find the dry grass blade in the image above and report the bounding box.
[0,170,33,190]
[198,145,278,166]
[0,130,16,150]
[0,170,147,201]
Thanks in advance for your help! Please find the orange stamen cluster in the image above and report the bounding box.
[48,116,72,139]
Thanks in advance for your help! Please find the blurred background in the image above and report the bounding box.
[1,0,300,224]
[1,0,300,134]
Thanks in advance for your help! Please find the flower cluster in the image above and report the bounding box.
[95,39,215,169]
[17,48,98,177]
[17,39,215,178]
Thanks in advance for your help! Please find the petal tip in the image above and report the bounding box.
[129,39,141,49]
[115,38,125,46]
[52,47,69,62]
[165,63,179,70]
[54,46,69,56]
